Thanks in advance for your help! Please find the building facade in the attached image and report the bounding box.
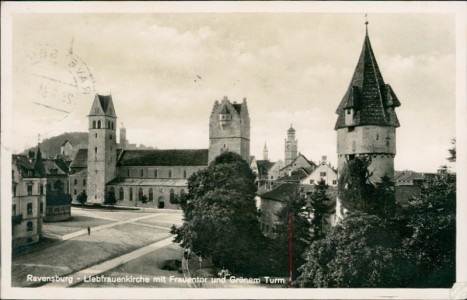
[301,157,338,187]
[70,94,250,207]
[12,148,47,248]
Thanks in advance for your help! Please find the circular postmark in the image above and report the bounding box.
[22,43,94,120]
[14,43,95,146]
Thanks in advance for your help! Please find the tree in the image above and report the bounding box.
[338,156,397,220]
[400,172,456,287]
[104,190,117,207]
[268,185,312,279]
[77,191,87,209]
[308,180,335,240]
[296,212,405,288]
[171,152,266,275]
[140,194,148,204]
[448,138,456,162]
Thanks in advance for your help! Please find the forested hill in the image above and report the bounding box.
[22,132,88,158]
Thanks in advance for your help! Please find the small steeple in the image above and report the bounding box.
[263,142,269,161]
[34,144,47,177]
[365,14,369,36]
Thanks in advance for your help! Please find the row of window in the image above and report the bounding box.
[12,183,45,197]
[74,179,86,186]
[92,119,115,130]
[309,179,337,185]
[110,187,186,202]
[12,202,44,216]
[126,169,187,179]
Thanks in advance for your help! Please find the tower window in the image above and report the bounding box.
[97,120,101,129]
[27,203,33,215]
[376,133,379,140]
[74,179,77,185]
[74,189,77,195]
[109,134,113,140]
[40,202,44,213]
[95,133,97,138]
[83,179,86,186]
[108,121,110,129]
[130,188,133,201]
[27,184,33,195]
[95,147,98,154]
[348,126,355,132]
[93,120,96,129]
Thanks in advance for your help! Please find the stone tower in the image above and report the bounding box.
[119,124,127,149]
[335,24,401,185]
[209,96,250,164]
[284,124,298,165]
[263,142,269,161]
[87,94,117,203]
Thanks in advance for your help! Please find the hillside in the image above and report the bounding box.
[23,132,88,159]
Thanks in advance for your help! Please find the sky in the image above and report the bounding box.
[10,11,457,173]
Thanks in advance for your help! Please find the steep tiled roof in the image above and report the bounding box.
[232,103,242,114]
[256,160,275,176]
[43,160,68,176]
[70,149,88,169]
[118,149,208,167]
[277,168,309,183]
[107,178,187,187]
[259,183,300,202]
[98,95,112,113]
[335,30,401,129]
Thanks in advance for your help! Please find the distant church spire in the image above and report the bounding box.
[365,14,369,36]
[263,142,269,161]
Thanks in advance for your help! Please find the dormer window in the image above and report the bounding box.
[346,109,351,115]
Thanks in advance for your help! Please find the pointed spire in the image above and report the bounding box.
[263,141,269,161]
[34,143,47,177]
[334,22,401,130]
[365,14,369,36]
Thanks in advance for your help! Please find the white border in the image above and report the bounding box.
[1,2,466,299]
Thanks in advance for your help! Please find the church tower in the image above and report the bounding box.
[87,94,117,203]
[284,124,298,165]
[335,22,401,185]
[263,142,269,161]
[209,96,250,164]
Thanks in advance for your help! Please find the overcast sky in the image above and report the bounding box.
[10,11,456,173]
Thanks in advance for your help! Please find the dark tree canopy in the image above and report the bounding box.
[171,151,266,275]
[400,172,456,287]
[308,180,335,240]
[104,190,117,206]
[77,190,87,206]
[296,212,405,288]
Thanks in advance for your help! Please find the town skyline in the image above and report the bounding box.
[10,12,456,173]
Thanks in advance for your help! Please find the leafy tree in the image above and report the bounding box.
[448,138,456,162]
[104,190,117,207]
[171,152,266,275]
[269,185,312,279]
[338,156,397,220]
[140,194,148,204]
[308,180,335,240]
[296,212,405,288]
[400,172,456,287]
[77,190,87,209]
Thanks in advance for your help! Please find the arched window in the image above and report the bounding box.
[97,120,101,129]
[108,121,110,129]
[183,170,187,178]
[138,188,143,201]
[83,179,86,186]
[141,169,144,177]
[168,170,172,178]
[109,134,112,140]
[129,188,133,201]
[111,122,114,130]
[127,169,130,177]
[149,188,153,201]
[119,187,124,200]
[154,170,158,178]
[180,189,186,201]
[74,179,77,185]
[93,120,96,129]
[170,189,175,203]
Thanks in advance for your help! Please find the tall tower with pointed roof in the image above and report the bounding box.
[209,96,250,163]
[263,142,269,161]
[335,22,401,184]
[87,94,117,203]
[284,124,298,165]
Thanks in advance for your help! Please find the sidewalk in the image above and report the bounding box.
[49,213,167,241]
[42,235,173,288]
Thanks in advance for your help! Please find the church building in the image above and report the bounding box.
[69,94,250,209]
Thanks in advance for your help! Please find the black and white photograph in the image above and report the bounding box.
[1,2,466,299]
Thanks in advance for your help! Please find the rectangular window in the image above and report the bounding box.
[13,185,16,197]
[27,203,33,215]
[83,179,86,186]
[12,204,16,216]
[141,169,144,177]
[27,222,33,232]
[320,172,327,176]
[40,202,44,213]
[27,184,33,195]
[40,185,44,195]
[310,179,314,184]
[348,126,355,132]
[154,170,158,178]
[127,169,130,177]
[74,189,77,195]
[332,180,337,185]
